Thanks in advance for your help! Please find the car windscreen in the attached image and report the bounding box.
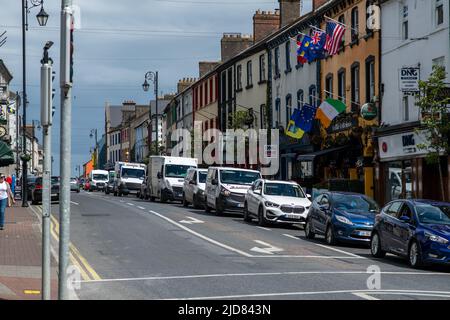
[264,183,306,198]
[121,168,145,179]
[416,204,450,225]
[332,194,379,214]
[198,172,207,183]
[220,170,261,185]
[93,174,108,181]
[51,177,59,184]
[165,165,195,178]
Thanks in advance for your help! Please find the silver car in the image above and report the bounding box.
[70,178,80,193]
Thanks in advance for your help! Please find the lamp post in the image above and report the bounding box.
[90,129,98,169]
[21,0,49,207]
[142,71,159,155]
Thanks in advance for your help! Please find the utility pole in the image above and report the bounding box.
[59,0,73,300]
[40,40,54,300]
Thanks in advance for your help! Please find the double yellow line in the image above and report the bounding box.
[37,206,101,282]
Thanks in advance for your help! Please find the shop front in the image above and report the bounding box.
[375,127,449,205]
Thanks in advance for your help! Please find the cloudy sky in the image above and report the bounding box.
[0,0,312,175]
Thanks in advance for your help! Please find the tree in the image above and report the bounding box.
[415,65,450,200]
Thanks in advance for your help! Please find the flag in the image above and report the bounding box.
[309,30,327,60]
[285,109,305,139]
[297,103,317,133]
[316,98,347,128]
[324,21,345,56]
[296,35,312,65]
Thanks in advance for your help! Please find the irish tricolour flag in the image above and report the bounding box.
[316,98,347,128]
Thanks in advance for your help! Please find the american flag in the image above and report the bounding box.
[324,21,345,56]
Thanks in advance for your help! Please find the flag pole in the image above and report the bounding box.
[309,25,326,33]
[324,15,359,35]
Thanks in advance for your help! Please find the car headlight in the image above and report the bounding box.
[265,201,280,208]
[335,215,353,225]
[425,231,449,244]
[220,187,231,197]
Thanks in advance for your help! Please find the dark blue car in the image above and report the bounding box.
[371,199,450,268]
[305,192,379,245]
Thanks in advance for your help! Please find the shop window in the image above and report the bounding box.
[385,161,413,202]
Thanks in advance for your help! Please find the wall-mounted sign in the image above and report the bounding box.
[378,130,431,161]
[399,67,420,93]
[0,126,6,138]
[264,144,278,159]
[360,103,378,121]
[327,114,358,134]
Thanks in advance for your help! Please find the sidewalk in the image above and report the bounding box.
[0,204,58,300]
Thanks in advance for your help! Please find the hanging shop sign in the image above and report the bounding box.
[327,113,358,134]
[399,67,420,93]
[360,103,378,121]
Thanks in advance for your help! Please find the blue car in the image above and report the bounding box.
[371,199,450,268]
[305,192,379,245]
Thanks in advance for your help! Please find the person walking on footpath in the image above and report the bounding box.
[0,174,15,230]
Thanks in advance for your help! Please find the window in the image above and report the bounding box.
[246,61,253,87]
[402,5,408,40]
[275,98,281,127]
[386,201,403,217]
[309,85,317,108]
[285,41,291,71]
[433,56,446,71]
[286,94,292,127]
[260,104,266,129]
[325,74,333,99]
[351,62,360,112]
[338,68,346,103]
[237,65,242,90]
[259,54,266,82]
[351,7,359,42]
[297,89,304,109]
[366,56,375,103]
[274,47,280,77]
[436,0,444,26]
[338,14,345,48]
[403,95,409,121]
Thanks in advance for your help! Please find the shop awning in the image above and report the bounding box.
[297,146,350,162]
[0,141,15,167]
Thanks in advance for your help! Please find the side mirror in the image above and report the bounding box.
[399,216,411,223]
[211,179,218,186]
[157,172,162,179]
[319,204,330,211]
[254,189,261,195]
[189,180,197,185]
[306,194,312,200]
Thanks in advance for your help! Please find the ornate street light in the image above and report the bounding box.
[142,71,159,155]
[36,4,49,27]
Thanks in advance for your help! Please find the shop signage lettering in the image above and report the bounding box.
[379,131,429,161]
[399,67,420,93]
[327,115,357,134]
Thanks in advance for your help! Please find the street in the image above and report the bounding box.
[27,190,450,300]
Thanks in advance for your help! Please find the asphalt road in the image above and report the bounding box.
[34,191,450,300]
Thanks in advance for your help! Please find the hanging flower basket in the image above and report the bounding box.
[20,154,31,162]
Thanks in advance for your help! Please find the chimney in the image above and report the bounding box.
[220,33,254,62]
[313,0,329,11]
[279,0,301,27]
[199,61,220,78]
[177,78,196,94]
[253,9,281,42]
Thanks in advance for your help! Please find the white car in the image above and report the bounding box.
[182,168,208,209]
[244,179,312,226]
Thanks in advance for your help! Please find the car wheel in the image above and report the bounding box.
[408,241,424,268]
[371,232,386,258]
[258,206,267,227]
[325,225,337,245]
[243,202,252,222]
[182,193,188,207]
[304,219,315,239]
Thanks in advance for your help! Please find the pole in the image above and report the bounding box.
[21,0,29,207]
[95,129,98,169]
[58,0,73,300]
[15,93,20,187]
[155,72,159,155]
[40,59,52,300]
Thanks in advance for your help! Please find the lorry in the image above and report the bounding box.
[113,162,146,197]
[147,156,198,203]
[89,170,109,192]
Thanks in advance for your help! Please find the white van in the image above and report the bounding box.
[182,168,208,209]
[114,162,146,196]
[204,167,262,215]
[89,170,109,191]
[148,156,198,203]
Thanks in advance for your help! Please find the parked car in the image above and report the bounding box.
[244,180,312,226]
[31,176,60,205]
[105,176,115,195]
[182,168,207,209]
[204,167,262,215]
[304,192,379,245]
[371,199,450,268]
[138,177,149,200]
[26,175,38,200]
[84,180,91,191]
[70,177,80,193]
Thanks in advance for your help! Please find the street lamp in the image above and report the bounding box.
[142,71,159,155]
[21,0,49,207]
[90,129,98,169]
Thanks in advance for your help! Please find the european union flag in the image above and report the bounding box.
[298,103,317,133]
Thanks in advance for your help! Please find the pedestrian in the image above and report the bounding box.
[0,174,15,230]
[11,174,16,195]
